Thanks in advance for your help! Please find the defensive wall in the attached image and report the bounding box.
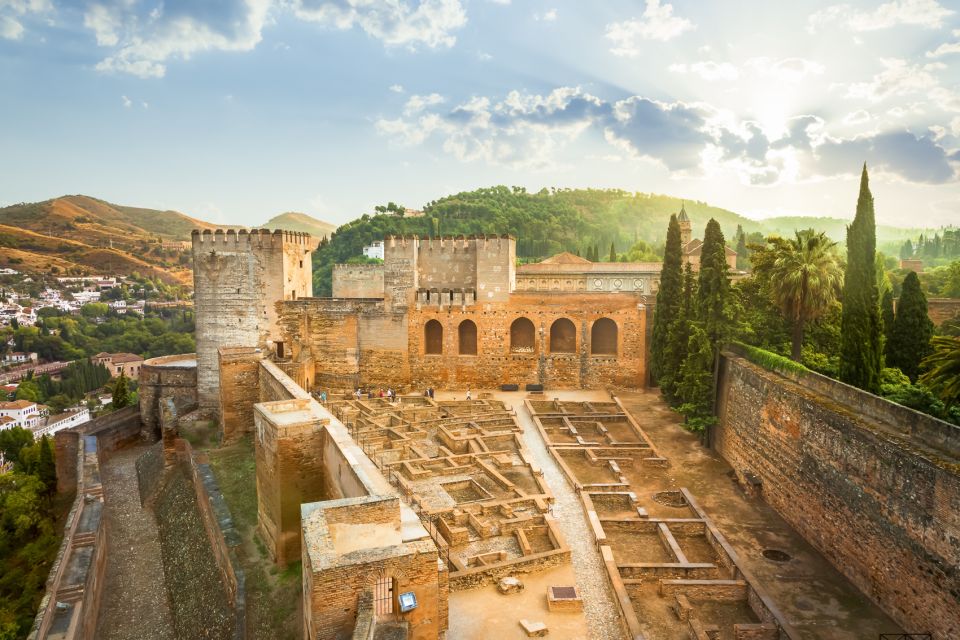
[713,347,960,639]
[191,228,313,414]
[275,292,647,392]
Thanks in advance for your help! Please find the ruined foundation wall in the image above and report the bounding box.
[139,354,198,437]
[926,297,960,326]
[714,351,960,640]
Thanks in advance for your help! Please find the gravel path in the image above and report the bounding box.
[96,445,175,640]
[509,397,627,640]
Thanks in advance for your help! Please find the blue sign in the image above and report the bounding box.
[398,591,417,613]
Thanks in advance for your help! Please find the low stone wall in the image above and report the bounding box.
[927,297,960,326]
[135,440,165,506]
[28,434,107,640]
[80,406,143,457]
[714,349,960,640]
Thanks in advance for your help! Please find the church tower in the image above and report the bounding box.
[678,203,692,246]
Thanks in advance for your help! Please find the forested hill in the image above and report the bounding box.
[312,186,760,295]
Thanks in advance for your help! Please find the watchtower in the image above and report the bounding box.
[191,229,313,416]
[678,203,692,246]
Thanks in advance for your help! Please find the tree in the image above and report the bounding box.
[37,436,56,493]
[840,164,883,393]
[651,215,684,388]
[881,289,895,359]
[660,263,696,401]
[609,242,616,262]
[111,372,131,409]
[900,239,914,260]
[735,232,749,270]
[696,218,731,349]
[675,325,716,431]
[766,230,844,361]
[887,271,934,381]
[0,427,34,467]
[919,336,960,405]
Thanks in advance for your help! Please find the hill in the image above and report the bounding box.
[0,195,216,285]
[261,212,337,240]
[761,216,926,249]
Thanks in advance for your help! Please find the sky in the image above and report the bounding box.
[0,0,959,228]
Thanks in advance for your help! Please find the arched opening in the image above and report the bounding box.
[549,318,577,353]
[510,317,536,353]
[425,320,443,355]
[591,318,618,355]
[458,320,478,355]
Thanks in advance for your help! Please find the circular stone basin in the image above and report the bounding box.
[762,549,792,563]
[652,491,688,508]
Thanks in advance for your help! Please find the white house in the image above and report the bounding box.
[362,241,385,260]
[0,400,44,430]
[109,300,127,314]
[2,352,37,366]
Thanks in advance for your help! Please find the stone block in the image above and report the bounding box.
[498,576,524,595]
[519,619,548,637]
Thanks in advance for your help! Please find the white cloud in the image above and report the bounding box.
[121,95,132,108]
[0,0,52,40]
[745,57,824,82]
[669,61,739,81]
[606,0,694,56]
[476,50,492,61]
[843,109,871,125]
[375,85,959,184]
[0,14,23,39]
[389,84,405,93]
[808,0,954,33]
[90,0,273,79]
[403,93,445,115]
[927,41,960,57]
[846,58,950,105]
[534,9,557,22]
[290,0,467,49]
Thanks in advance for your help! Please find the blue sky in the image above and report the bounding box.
[1,0,958,228]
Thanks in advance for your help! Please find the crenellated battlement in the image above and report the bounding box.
[383,234,514,253]
[191,228,313,251]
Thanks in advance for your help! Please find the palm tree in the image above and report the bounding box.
[768,230,844,361]
[919,336,960,405]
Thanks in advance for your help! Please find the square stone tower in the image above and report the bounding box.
[192,229,313,415]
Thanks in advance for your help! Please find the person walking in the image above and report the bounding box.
[466,387,472,401]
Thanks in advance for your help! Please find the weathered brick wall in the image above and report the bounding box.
[253,400,328,565]
[139,354,198,436]
[54,430,79,494]
[927,297,960,326]
[333,264,385,298]
[78,406,142,458]
[219,347,262,443]
[714,352,960,639]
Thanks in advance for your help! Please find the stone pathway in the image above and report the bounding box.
[95,445,175,640]
[506,394,627,640]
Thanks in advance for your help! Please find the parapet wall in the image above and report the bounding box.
[714,350,960,639]
[332,264,385,298]
[139,354,198,437]
[191,228,313,249]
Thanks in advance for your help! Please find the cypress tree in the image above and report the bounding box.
[675,325,716,431]
[661,263,696,401]
[651,215,684,388]
[888,271,934,381]
[609,242,617,262]
[840,164,883,393]
[696,219,731,349]
[881,289,895,362]
[112,372,130,409]
[38,435,56,493]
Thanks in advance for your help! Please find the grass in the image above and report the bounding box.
[729,341,811,377]
[206,437,302,640]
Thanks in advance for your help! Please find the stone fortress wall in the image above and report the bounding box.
[714,347,960,640]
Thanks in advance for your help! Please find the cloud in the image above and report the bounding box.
[669,61,739,81]
[403,92,444,115]
[290,0,466,49]
[534,9,557,22]
[375,85,959,184]
[121,94,132,108]
[606,0,694,56]
[808,0,954,33]
[927,41,960,57]
[389,84,405,93]
[88,0,273,79]
[843,109,872,125]
[0,0,52,40]
[846,58,939,102]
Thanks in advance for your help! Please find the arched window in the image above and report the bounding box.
[458,320,478,355]
[591,318,618,355]
[549,318,577,353]
[510,317,536,353]
[425,320,443,355]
